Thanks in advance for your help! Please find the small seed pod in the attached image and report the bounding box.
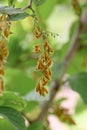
[33,45,41,53]
[0,66,5,75]
[42,76,48,86]
[34,27,41,39]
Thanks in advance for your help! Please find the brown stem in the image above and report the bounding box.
[21,0,35,13]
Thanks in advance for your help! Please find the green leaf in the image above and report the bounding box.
[0,6,22,14]
[28,122,43,130]
[0,91,27,111]
[0,106,27,130]
[33,0,46,6]
[0,5,30,20]
[0,118,15,130]
[8,0,16,6]
[68,72,87,104]
[9,13,29,21]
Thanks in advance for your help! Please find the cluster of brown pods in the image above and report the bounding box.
[0,15,11,93]
[33,15,54,96]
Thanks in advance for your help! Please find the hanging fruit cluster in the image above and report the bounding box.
[0,14,11,93]
[33,15,54,96]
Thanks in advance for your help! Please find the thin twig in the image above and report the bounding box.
[21,0,35,13]
[21,0,32,10]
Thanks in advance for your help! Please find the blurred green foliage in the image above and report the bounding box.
[0,0,87,130]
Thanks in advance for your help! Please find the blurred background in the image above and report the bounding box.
[0,0,87,130]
